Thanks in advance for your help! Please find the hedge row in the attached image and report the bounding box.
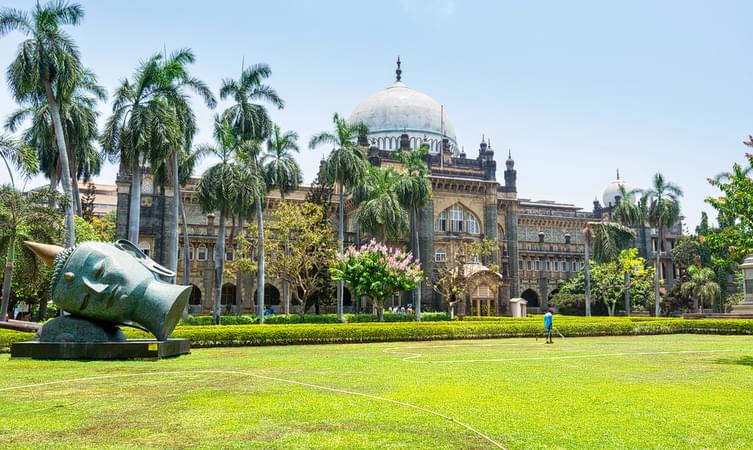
[3,318,751,353]
[136,318,753,348]
[180,312,451,326]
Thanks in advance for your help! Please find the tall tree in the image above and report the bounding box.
[353,165,408,242]
[1,0,87,247]
[261,124,301,314]
[396,144,432,321]
[681,265,721,313]
[6,68,106,215]
[582,221,635,316]
[309,113,367,321]
[262,125,301,199]
[220,62,283,323]
[149,49,216,277]
[197,118,263,324]
[640,172,683,316]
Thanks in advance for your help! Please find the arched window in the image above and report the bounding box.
[435,248,446,262]
[388,138,393,150]
[434,204,481,235]
[189,246,195,260]
[197,245,208,261]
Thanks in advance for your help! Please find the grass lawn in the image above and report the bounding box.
[1,334,752,449]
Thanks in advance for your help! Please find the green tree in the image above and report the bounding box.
[262,125,301,200]
[220,62,283,323]
[353,165,408,242]
[1,0,88,246]
[681,265,721,313]
[6,68,106,215]
[395,144,432,321]
[331,240,421,321]
[582,221,635,316]
[640,172,683,316]
[309,113,368,321]
[0,186,63,321]
[197,118,264,324]
[0,134,37,187]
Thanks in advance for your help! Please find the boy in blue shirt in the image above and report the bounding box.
[544,308,554,344]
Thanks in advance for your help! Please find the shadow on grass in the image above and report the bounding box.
[716,355,753,368]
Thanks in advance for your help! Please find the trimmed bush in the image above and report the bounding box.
[181,312,452,326]
[0,329,34,352]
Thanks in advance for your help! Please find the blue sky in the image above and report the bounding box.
[1,0,752,230]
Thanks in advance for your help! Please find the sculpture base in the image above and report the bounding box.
[10,338,190,360]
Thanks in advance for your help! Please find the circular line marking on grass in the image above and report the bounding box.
[0,369,505,449]
[383,345,746,364]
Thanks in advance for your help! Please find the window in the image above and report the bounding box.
[434,210,448,232]
[527,260,532,271]
[546,261,551,271]
[519,260,524,271]
[435,204,481,234]
[469,254,480,264]
[535,260,541,271]
[225,250,234,261]
[450,205,464,232]
[554,261,559,272]
[197,246,208,261]
[435,248,446,262]
[189,247,195,260]
[138,241,150,257]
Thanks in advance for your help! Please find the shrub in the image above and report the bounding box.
[0,329,34,352]
[180,315,259,326]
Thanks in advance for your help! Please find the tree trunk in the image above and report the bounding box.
[128,168,142,244]
[44,81,75,247]
[624,271,631,316]
[181,196,190,286]
[48,173,58,208]
[413,207,422,321]
[164,152,180,280]
[584,236,592,317]
[1,241,15,321]
[213,211,227,325]
[256,197,265,323]
[235,216,244,316]
[654,226,663,317]
[337,187,344,322]
[377,299,384,322]
[70,160,82,216]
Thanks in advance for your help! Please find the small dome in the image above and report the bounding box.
[602,174,632,207]
[349,81,457,152]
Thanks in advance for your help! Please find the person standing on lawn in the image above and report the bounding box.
[544,308,554,344]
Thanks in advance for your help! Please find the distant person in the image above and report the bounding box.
[400,306,406,314]
[544,307,554,344]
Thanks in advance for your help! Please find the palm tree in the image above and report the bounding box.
[6,69,106,215]
[220,62,283,323]
[640,173,683,316]
[147,49,216,277]
[197,118,263,324]
[582,221,635,316]
[102,52,187,246]
[681,265,721,313]
[262,124,301,314]
[1,1,87,247]
[309,113,368,321]
[396,144,432,321]
[353,166,408,242]
[262,125,302,200]
[0,134,37,188]
[0,186,62,321]
[611,184,640,227]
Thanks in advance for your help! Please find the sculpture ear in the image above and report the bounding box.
[115,239,176,278]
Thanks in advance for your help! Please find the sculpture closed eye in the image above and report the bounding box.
[24,240,191,342]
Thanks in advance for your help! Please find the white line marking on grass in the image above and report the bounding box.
[0,369,505,449]
[383,346,746,364]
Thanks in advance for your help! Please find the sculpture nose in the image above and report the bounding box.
[83,277,109,294]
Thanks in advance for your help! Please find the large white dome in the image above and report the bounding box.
[349,81,457,153]
[603,173,632,207]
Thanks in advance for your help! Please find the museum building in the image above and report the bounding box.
[115,61,682,315]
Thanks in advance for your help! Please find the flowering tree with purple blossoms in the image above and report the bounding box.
[330,240,423,321]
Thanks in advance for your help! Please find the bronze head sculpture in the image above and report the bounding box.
[26,240,191,341]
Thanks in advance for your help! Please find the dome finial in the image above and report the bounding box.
[395,56,402,82]
[616,168,620,180]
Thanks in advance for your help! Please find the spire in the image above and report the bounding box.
[395,56,402,82]
[616,168,620,180]
[508,149,512,159]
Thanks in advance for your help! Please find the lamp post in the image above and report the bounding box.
[732,255,753,314]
